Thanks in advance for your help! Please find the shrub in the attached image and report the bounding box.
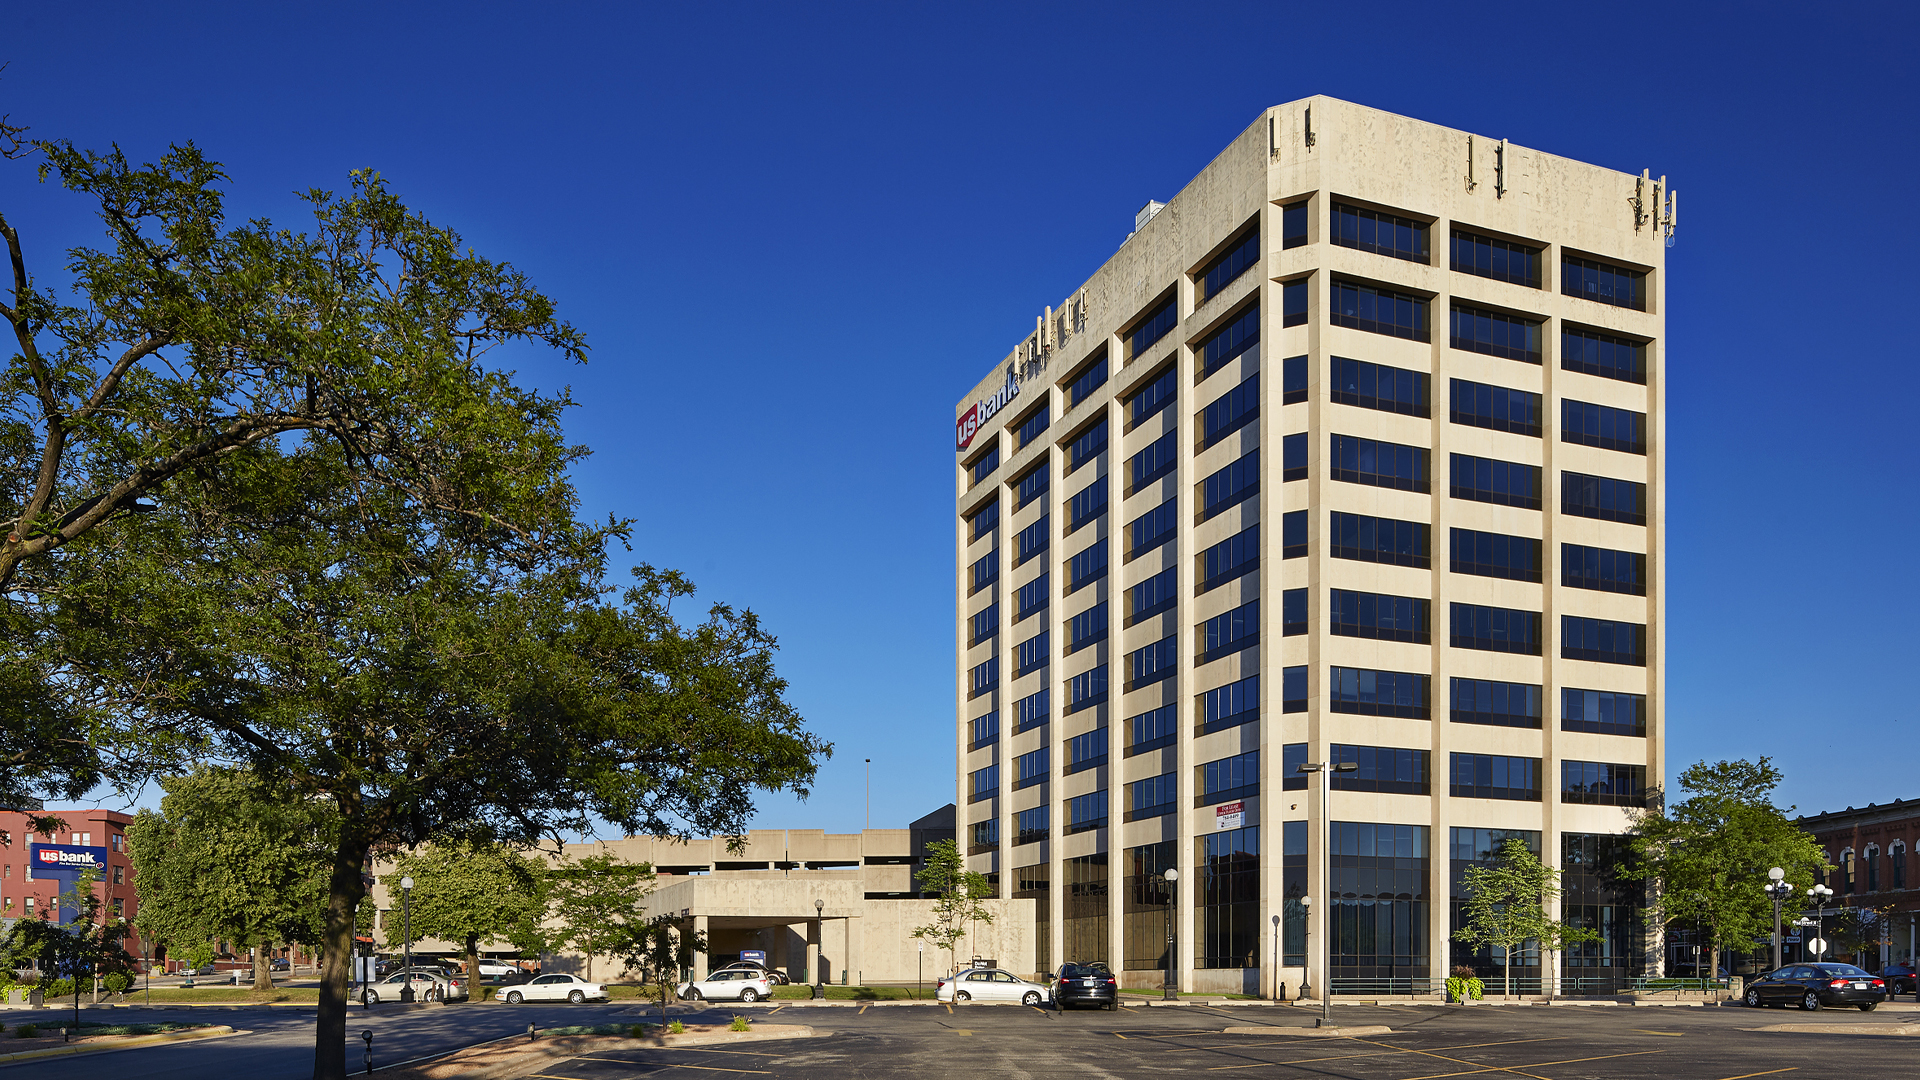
[667,1021,684,1034]
[729,1016,749,1032]
[102,973,133,993]
[628,1023,650,1038]
[16,1025,37,1038]
[43,979,74,997]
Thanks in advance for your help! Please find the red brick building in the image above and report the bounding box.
[1798,799,1920,970]
[0,808,145,960]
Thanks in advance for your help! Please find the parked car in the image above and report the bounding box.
[935,967,1052,1006]
[498,973,609,1004]
[1881,962,1917,997]
[678,970,773,1002]
[270,957,291,971]
[1052,961,1119,1011]
[360,967,468,1004]
[476,961,521,980]
[1743,963,1886,1010]
[710,962,789,986]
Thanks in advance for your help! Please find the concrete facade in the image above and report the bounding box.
[954,97,1667,996]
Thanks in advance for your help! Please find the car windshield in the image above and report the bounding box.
[1813,964,1870,977]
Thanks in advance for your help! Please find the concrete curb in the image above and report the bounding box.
[1752,1023,1920,1035]
[0,1023,238,1064]
[1222,1024,1395,1037]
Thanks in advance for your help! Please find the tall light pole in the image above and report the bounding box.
[1271,913,1281,1001]
[1296,759,1358,1027]
[1763,867,1794,971]
[1300,895,1313,1001]
[865,758,872,832]
[1161,867,1180,1000]
[1807,884,1834,961]
[399,875,415,1003]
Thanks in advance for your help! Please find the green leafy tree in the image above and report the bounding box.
[1452,838,1598,999]
[1828,904,1891,966]
[625,915,706,1024]
[383,841,545,996]
[1623,758,1829,982]
[126,766,334,991]
[542,851,665,983]
[909,839,995,979]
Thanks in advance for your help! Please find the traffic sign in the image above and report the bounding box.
[1809,937,1827,954]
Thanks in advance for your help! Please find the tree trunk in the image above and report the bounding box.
[465,932,480,1004]
[313,829,369,1080]
[254,942,274,992]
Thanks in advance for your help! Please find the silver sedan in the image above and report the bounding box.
[935,968,1052,1006]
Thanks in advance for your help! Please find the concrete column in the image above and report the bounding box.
[691,916,709,981]
[847,917,863,987]
[806,919,822,985]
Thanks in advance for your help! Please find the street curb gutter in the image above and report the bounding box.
[1752,1023,1920,1035]
[0,1024,238,1064]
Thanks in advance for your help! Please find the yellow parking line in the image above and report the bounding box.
[954,1029,973,1036]
[1114,1032,1128,1039]
[944,1003,953,1014]
[1395,1049,1667,1080]
[858,1005,869,1014]
[1713,1072,1797,1080]
[1631,1029,1684,1037]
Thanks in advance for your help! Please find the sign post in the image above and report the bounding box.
[917,942,924,1000]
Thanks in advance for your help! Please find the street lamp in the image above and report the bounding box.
[1296,759,1358,1028]
[399,876,415,1003]
[1299,895,1313,1001]
[814,898,825,999]
[1270,913,1281,1001]
[1763,867,1795,971]
[1806,884,1834,961]
[1161,867,1180,1001]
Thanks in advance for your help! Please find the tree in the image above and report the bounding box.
[126,766,335,991]
[0,866,134,1024]
[1828,905,1891,966]
[1451,838,1598,999]
[382,841,545,997]
[909,839,995,978]
[542,851,661,983]
[1623,758,1829,983]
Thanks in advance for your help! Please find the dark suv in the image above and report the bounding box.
[1053,961,1119,1011]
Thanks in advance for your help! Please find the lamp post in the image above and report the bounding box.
[813,898,825,999]
[1161,867,1180,1001]
[1763,867,1794,971]
[1300,895,1313,1001]
[1806,884,1834,961]
[399,876,415,1003]
[1271,913,1281,1001]
[1297,759,1358,1027]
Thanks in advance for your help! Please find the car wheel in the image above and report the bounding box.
[1023,991,1042,1007]
[1802,991,1821,1011]
[689,989,704,1001]
[740,988,759,1003]
[568,989,585,1004]
[505,991,523,1004]
[1859,1003,1877,1012]
[362,989,378,1005]
[955,990,971,1002]
[1745,988,1761,1008]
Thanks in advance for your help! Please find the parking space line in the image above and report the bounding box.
[1394,1048,1666,1080]
[651,1065,771,1075]
[1194,1038,1565,1071]
[858,1005,869,1014]
[1711,1071,1797,1080]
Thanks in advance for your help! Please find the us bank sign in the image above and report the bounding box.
[954,365,1019,452]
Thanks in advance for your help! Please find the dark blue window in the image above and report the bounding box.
[1561,761,1646,807]
[1198,599,1259,663]
[1066,790,1108,833]
[1015,463,1049,509]
[1331,357,1429,417]
[1015,689,1048,731]
[1127,566,1177,627]
[1562,688,1646,737]
[1068,475,1107,534]
[1126,498,1178,561]
[1330,589,1430,644]
[1562,255,1646,311]
[1125,634,1178,691]
[1066,538,1107,595]
[1449,378,1541,437]
[1562,544,1645,595]
[1562,471,1645,525]
[1330,280,1428,341]
[968,657,999,699]
[1201,750,1259,801]
[1069,354,1110,407]
[1198,674,1259,734]
[968,499,999,541]
[1015,747,1049,789]
[1200,373,1259,451]
[1198,525,1260,594]
[1561,616,1646,666]
[1331,744,1430,795]
[1067,418,1108,475]
[1450,678,1541,728]
[1128,429,1177,495]
[1283,743,1308,789]
[1197,305,1260,382]
[1451,754,1542,801]
[969,711,999,748]
[1018,404,1050,448]
[1562,327,1647,384]
[1332,203,1429,263]
[1015,572,1048,622]
[1128,704,1176,755]
[1282,666,1306,713]
[1126,772,1177,820]
[1329,667,1429,719]
[1449,528,1541,582]
[1450,453,1541,509]
[1283,432,1307,481]
[1066,602,1108,656]
[1450,603,1542,655]
[1199,449,1259,523]
[1065,664,1108,714]
[970,763,998,801]
[1015,805,1049,844]
[1282,588,1305,636]
[969,443,1000,487]
[1283,354,1308,404]
[1331,435,1429,493]
[1451,229,1541,288]
[1200,229,1261,304]
[1015,515,1049,566]
[969,550,998,594]
[1331,512,1429,568]
[1016,630,1048,676]
[1127,365,1177,430]
[1562,400,1646,455]
[1282,279,1308,327]
[1450,302,1541,363]
[1282,202,1308,249]
[1282,511,1305,559]
[1129,296,1177,359]
[970,819,998,848]
[970,603,999,646]
[1066,727,1109,773]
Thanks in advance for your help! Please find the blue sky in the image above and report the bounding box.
[6,2,1916,833]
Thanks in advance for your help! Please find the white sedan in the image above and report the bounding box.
[499,974,609,1004]
[678,970,773,1002]
[935,967,1052,1006]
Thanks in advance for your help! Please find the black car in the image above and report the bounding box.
[1881,962,1917,997]
[1053,961,1119,1011]
[1744,963,1886,1011]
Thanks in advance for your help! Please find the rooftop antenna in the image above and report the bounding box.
[1465,135,1477,193]
[1660,177,1678,247]
[1631,169,1650,231]
[1494,139,1507,198]
[1304,105,1315,150]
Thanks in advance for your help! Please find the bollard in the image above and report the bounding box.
[60,1028,68,1043]
[527,1022,537,1042]
[361,1029,373,1076]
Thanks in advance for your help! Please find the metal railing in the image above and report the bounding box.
[1329,977,1440,996]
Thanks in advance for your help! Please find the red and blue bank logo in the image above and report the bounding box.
[32,846,101,868]
[956,367,1020,452]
